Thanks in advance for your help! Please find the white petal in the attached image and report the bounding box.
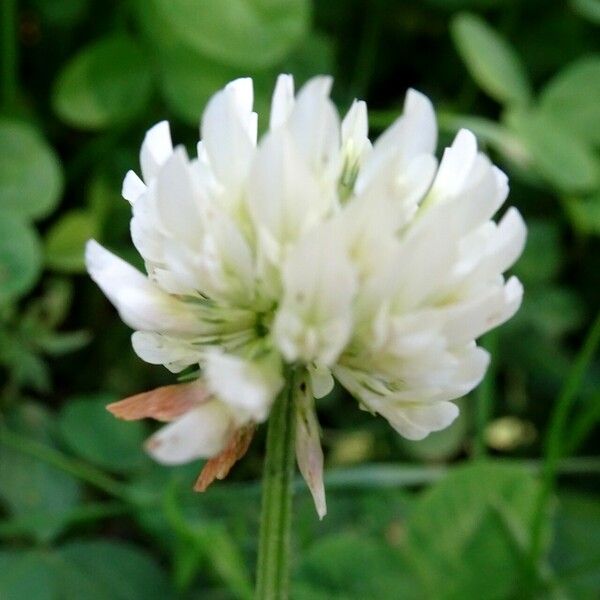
[308,363,335,399]
[392,344,490,399]
[140,121,173,183]
[295,375,326,519]
[199,204,256,304]
[335,363,462,439]
[227,77,254,116]
[336,343,487,427]
[375,89,437,160]
[444,345,490,397]
[85,240,203,334]
[357,88,436,193]
[428,129,478,201]
[342,100,368,145]
[288,76,340,180]
[341,99,370,161]
[475,207,527,279]
[383,401,460,441]
[248,129,324,254]
[204,351,283,423]
[494,276,523,330]
[363,158,509,311]
[130,190,166,264]
[270,74,295,129]
[145,401,233,464]
[201,79,256,189]
[131,331,201,373]
[155,147,204,244]
[403,88,438,154]
[395,153,438,221]
[347,151,436,247]
[122,170,146,204]
[274,226,357,366]
[440,278,523,344]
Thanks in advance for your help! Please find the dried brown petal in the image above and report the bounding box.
[194,424,256,492]
[107,382,209,422]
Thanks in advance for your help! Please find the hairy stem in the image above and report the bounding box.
[255,374,297,600]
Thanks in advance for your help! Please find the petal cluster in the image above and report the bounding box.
[87,75,526,515]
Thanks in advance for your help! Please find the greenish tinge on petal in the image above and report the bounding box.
[86,73,526,469]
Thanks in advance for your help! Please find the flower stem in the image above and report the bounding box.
[530,310,600,562]
[255,373,297,600]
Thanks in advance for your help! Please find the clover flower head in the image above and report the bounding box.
[87,74,526,518]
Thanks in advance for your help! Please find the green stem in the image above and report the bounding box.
[0,427,131,501]
[255,374,297,600]
[530,311,600,562]
[564,391,600,456]
[1,0,17,111]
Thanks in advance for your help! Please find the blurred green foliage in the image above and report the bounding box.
[1,0,599,598]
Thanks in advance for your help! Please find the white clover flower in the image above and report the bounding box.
[87,74,526,518]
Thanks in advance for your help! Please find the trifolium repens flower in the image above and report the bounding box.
[86,75,526,518]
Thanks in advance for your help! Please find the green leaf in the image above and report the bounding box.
[516,287,584,340]
[136,0,274,125]
[507,109,599,193]
[564,194,600,235]
[0,119,63,219]
[0,550,58,600]
[58,394,149,473]
[174,523,255,597]
[0,403,82,542]
[24,277,74,329]
[155,43,244,126]
[0,543,172,600]
[539,55,600,147]
[5,344,52,392]
[571,0,600,24]
[426,0,510,8]
[550,493,600,598]
[294,532,418,600]
[148,0,310,70]
[86,172,123,231]
[52,35,153,130]
[196,525,254,599]
[0,213,42,302]
[282,32,335,85]
[32,0,90,28]
[159,482,254,596]
[451,13,531,105]
[404,461,542,599]
[45,209,97,273]
[511,220,562,285]
[35,330,91,356]
[56,540,172,600]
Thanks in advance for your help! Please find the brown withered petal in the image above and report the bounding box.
[194,424,256,492]
[107,382,209,422]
